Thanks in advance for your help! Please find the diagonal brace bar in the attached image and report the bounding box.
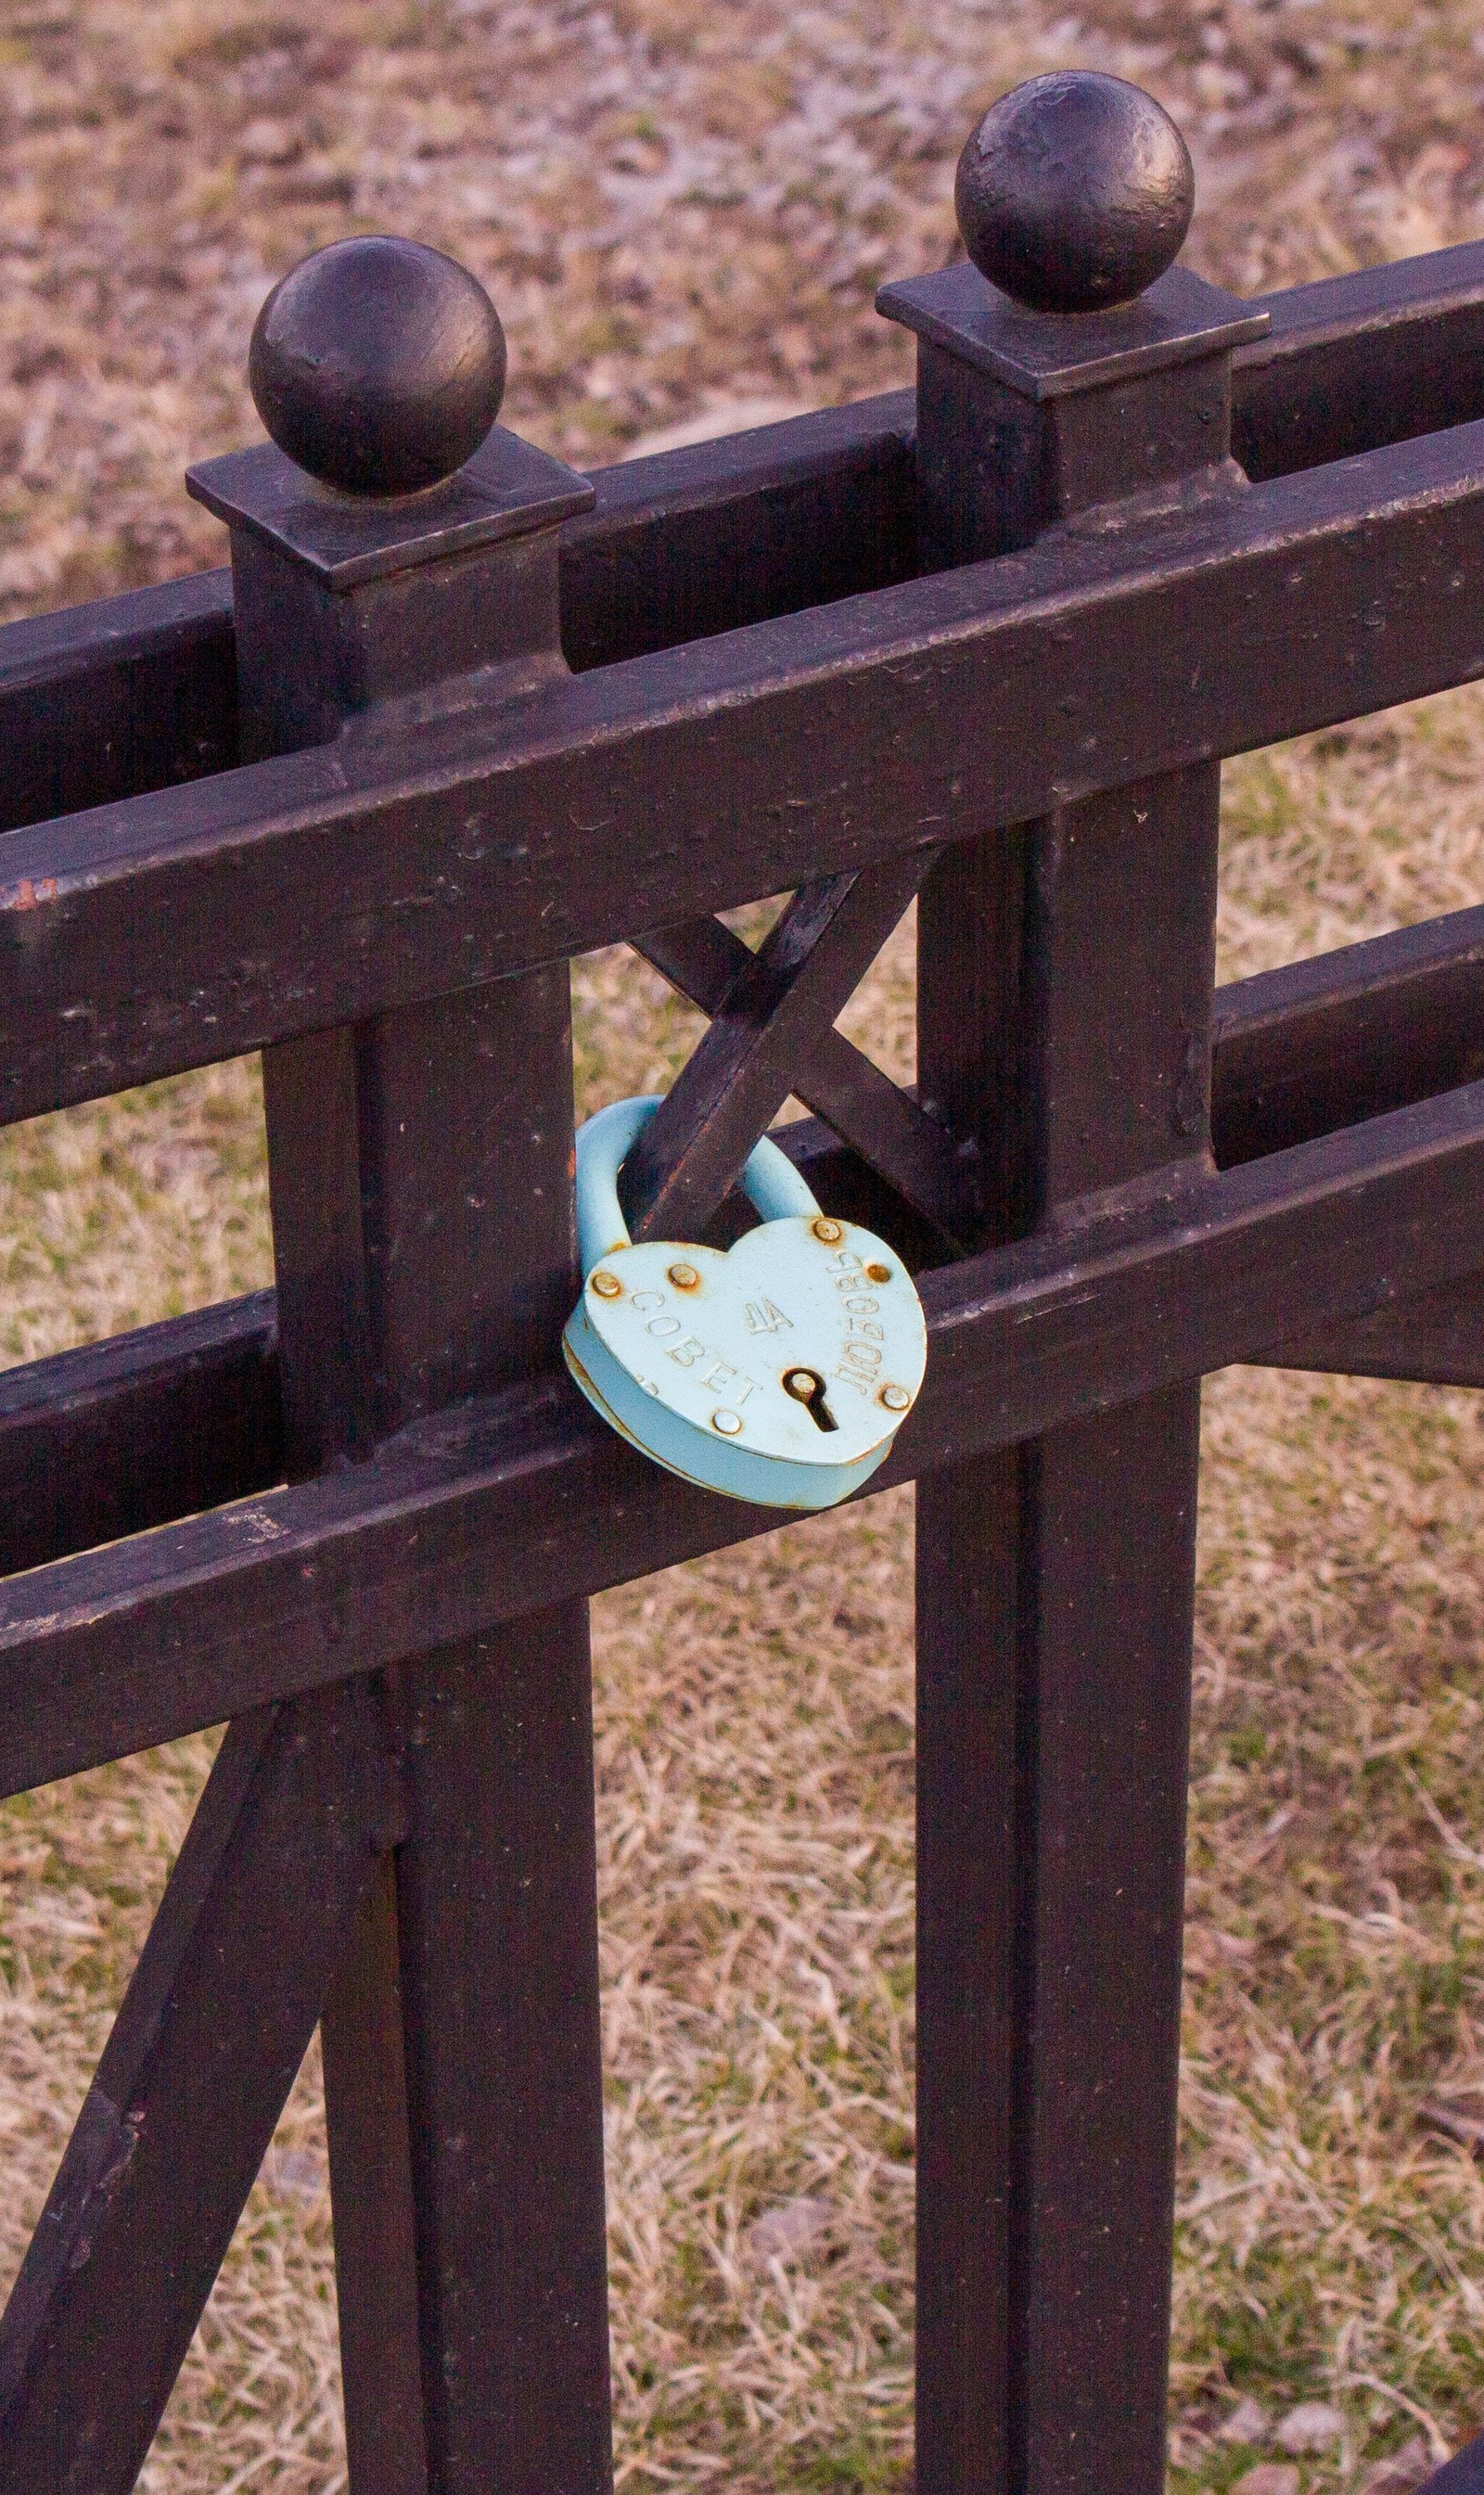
[0,1677,404,2495]
[621,851,935,1242]
[635,913,974,1246]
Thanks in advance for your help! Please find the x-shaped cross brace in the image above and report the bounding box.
[627,851,976,1251]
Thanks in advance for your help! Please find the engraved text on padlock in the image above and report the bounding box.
[562,1097,928,1511]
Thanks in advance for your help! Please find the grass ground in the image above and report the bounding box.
[3,1,1484,2487]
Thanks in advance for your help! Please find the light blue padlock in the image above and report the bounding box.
[562,1095,928,1511]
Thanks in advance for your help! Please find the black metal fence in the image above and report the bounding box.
[3,63,1484,2495]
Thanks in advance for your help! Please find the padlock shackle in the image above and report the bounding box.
[574,1094,821,1277]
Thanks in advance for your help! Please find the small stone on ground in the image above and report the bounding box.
[1233,2464,1299,2495]
[747,2195,834,2262]
[1276,2402,1346,2453]
[1219,2395,1272,2445]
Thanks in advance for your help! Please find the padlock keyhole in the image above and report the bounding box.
[783,1368,838,1433]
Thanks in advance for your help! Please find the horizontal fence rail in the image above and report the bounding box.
[4,1063,1484,1803]
[7,891,1484,1580]
[2,242,1484,1124]
[7,231,1484,832]
[6,411,1484,1125]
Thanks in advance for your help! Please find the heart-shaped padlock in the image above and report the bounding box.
[562,1095,928,1510]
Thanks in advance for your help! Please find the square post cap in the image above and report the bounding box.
[878,71,1267,395]
[186,235,593,588]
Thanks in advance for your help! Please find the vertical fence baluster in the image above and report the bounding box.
[881,73,1271,2495]
[190,238,612,2493]
[915,836,1026,2492]
[261,1030,426,2495]
[365,978,611,2495]
[319,1856,429,2495]
[999,777,1215,2490]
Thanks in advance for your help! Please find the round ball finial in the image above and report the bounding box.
[954,72,1194,317]
[249,237,507,496]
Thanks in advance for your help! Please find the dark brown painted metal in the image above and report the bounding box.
[914,816,1024,2495]
[1419,2429,1484,2495]
[220,424,612,2494]
[6,878,1484,1581]
[4,234,1484,851]
[261,1026,376,1473]
[953,73,1194,316]
[890,234,1231,2495]
[1211,901,1484,1166]
[916,792,1217,2495]
[5,884,1481,1577]
[881,258,1263,571]
[0,568,237,835]
[635,915,971,1244]
[561,390,917,669]
[395,1609,609,2495]
[0,1286,280,1577]
[364,974,611,2495]
[622,855,931,1240]
[5,951,1484,1824]
[10,407,1484,1129]
[1281,1269,1484,1388]
[256,818,614,2495]
[248,238,507,500]
[262,1013,425,2489]
[320,1852,429,2495]
[3,233,1484,847]
[0,1113,926,1591]
[1234,238,1484,480]
[8,1021,1484,1837]
[0,401,915,841]
[0,1679,403,2493]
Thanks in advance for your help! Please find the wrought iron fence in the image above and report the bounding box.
[2,62,1484,2495]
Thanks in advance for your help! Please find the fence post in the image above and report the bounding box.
[881,75,1269,2495]
[187,239,614,2495]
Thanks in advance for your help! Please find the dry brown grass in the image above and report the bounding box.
[4,1,1484,2487]
[6,0,1484,615]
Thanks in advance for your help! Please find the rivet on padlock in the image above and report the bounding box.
[562,1094,928,1511]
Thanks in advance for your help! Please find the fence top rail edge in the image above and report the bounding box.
[1239,232,1484,363]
